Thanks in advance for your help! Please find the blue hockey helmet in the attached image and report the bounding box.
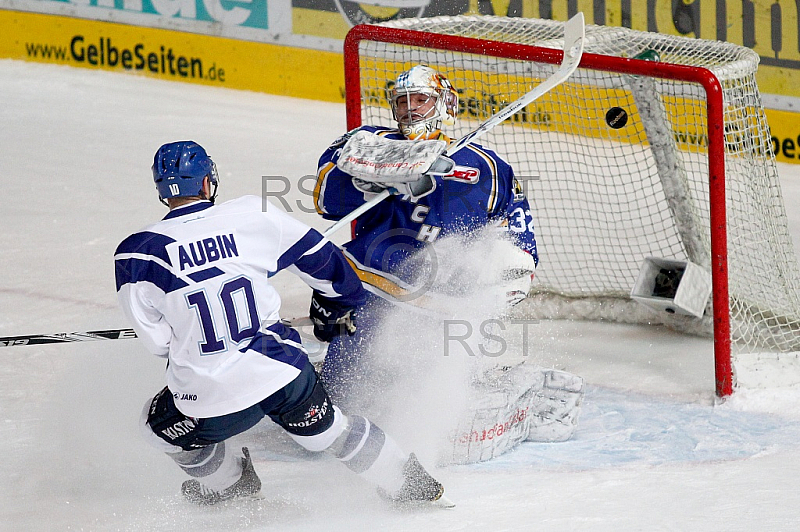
[152,141,219,204]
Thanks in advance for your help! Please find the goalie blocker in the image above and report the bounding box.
[337,129,455,200]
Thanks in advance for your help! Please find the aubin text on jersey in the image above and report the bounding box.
[167,231,239,274]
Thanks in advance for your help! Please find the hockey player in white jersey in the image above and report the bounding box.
[115,141,451,507]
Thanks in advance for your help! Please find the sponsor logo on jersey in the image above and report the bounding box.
[166,231,239,274]
[287,398,329,429]
[160,417,198,441]
[174,393,198,401]
[444,166,480,184]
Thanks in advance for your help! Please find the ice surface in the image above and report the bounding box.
[2,59,800,531]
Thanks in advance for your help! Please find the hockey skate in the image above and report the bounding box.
[181,447,263,505]
[378,453,454,509]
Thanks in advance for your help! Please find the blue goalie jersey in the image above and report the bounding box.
[314,125,538,301]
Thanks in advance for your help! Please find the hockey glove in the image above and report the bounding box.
[402,173,436,199]
[395,156,451,200]
[352,177,389,195]
[309,291,358,343]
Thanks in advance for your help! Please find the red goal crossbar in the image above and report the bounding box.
[343,24,732,397]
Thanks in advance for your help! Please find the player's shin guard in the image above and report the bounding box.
[138,398,257,497]
[329,416,447,504]
[327,413,408,495]
[179,447,262,505]
[291,408,446,503]
[279,377,446,503]
[167,442,244,491]
[287,406,406,495]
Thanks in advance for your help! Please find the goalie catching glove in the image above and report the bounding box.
[309,291,358,343]
[338,129,455,200]
[353,174,439,200]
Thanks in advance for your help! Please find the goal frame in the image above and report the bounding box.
[342,23,732,397]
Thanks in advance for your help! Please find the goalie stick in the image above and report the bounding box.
[1,15,585,348]
[325,11,585,237]
[443,11,585,158]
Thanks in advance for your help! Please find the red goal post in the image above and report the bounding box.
[341,16,800,398]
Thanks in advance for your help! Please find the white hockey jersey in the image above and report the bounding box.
[115,196,365,418]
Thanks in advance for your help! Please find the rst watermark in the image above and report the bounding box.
[261,175,319,215]
[260,173,541,216]
[281,318,541,362]
[444,319,539,358]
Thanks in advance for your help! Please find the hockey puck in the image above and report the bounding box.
[605,107,628,129]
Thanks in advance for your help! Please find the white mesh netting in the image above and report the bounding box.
[351,16,800,357]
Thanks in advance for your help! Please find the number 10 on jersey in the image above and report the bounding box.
[186,276,260,354]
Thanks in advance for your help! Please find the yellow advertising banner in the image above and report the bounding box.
[0,10,344,102]
[764,108,800,163]
[290,0,800,163]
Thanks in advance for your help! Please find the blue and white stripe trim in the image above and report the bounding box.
[241,321,308,370]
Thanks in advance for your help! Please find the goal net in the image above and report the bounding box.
[342,15,800,397]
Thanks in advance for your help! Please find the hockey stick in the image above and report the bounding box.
[322,187,394,237]
[0,318,314,348]
[0,319,311,348]
[2,16,585,348]
[323,12,585,238]
[0,328,137,347]
[444,12,584,156]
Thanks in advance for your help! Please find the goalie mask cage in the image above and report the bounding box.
[343,16,800,397]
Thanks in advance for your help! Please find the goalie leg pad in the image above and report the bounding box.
[525,370,585,443]
[443,365,584,464]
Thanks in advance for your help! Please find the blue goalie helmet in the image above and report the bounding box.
[152,141,219,204]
